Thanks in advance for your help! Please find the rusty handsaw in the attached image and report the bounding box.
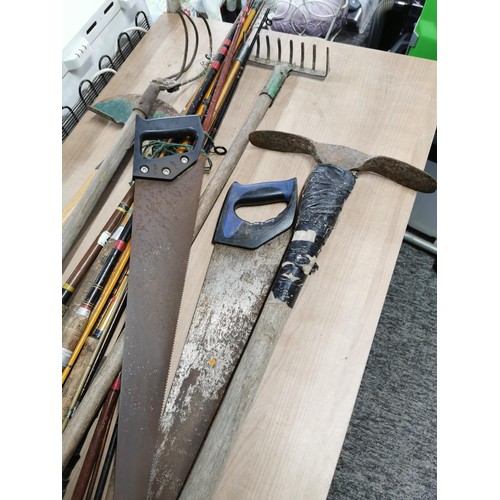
[114,114,206,500]
[147,178,298,499]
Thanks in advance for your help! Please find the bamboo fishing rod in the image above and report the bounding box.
[63,242,131,385]
[63,268,128,429]
[62,187,133,312]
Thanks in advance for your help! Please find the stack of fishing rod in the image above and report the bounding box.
[62,4,269,498]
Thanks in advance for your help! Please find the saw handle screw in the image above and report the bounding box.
[162,168,171,176]
[140,165,149,174]
[180,156,189,164]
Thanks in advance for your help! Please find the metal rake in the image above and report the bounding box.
[250,33,330,78]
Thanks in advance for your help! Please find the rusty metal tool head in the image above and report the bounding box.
[89,10,213,125]
[249,130,437,193]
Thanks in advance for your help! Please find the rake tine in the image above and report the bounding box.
[255,34,261,59]
[248,36,329,78]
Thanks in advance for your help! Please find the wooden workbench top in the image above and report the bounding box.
[62,12,436,499]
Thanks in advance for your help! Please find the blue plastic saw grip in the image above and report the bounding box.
[213,178,298,249]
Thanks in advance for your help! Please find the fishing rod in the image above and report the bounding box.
[62,188,133,311]
[199,0,263,130]
[202,5,251,133]
[63,269,128,429]
[62,211,132,367]
[93,419,118,500]
[77,314,126,413]
[71,374,121,500]
[74,216,131,322]
[63,426,90,497]
[204,6,270,152]
[62,241,131,385]
[183,19,240,116]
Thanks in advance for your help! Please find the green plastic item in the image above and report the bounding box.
[408,0,437,61]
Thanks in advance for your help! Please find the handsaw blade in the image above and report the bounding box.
[115,116,205,500]
[147,179,298,499]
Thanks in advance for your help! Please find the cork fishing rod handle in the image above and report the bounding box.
[180,164,356,499]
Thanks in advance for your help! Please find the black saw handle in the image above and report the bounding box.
[133,114,205,181]
[213,178,298,249]
[272,164,357,308]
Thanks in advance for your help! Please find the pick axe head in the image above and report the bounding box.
[249,130,437,193]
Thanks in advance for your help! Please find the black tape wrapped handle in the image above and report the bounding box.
[272,164,357,307]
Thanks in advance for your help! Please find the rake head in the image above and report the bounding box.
[250,34,330,78]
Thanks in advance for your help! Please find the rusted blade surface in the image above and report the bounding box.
[147,229,293,499]
[249,130,437,193]
[115,164,204,500]
[248,130,369,167]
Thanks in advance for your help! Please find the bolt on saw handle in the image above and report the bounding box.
[213,178,298,249]
[273,164,356,307]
